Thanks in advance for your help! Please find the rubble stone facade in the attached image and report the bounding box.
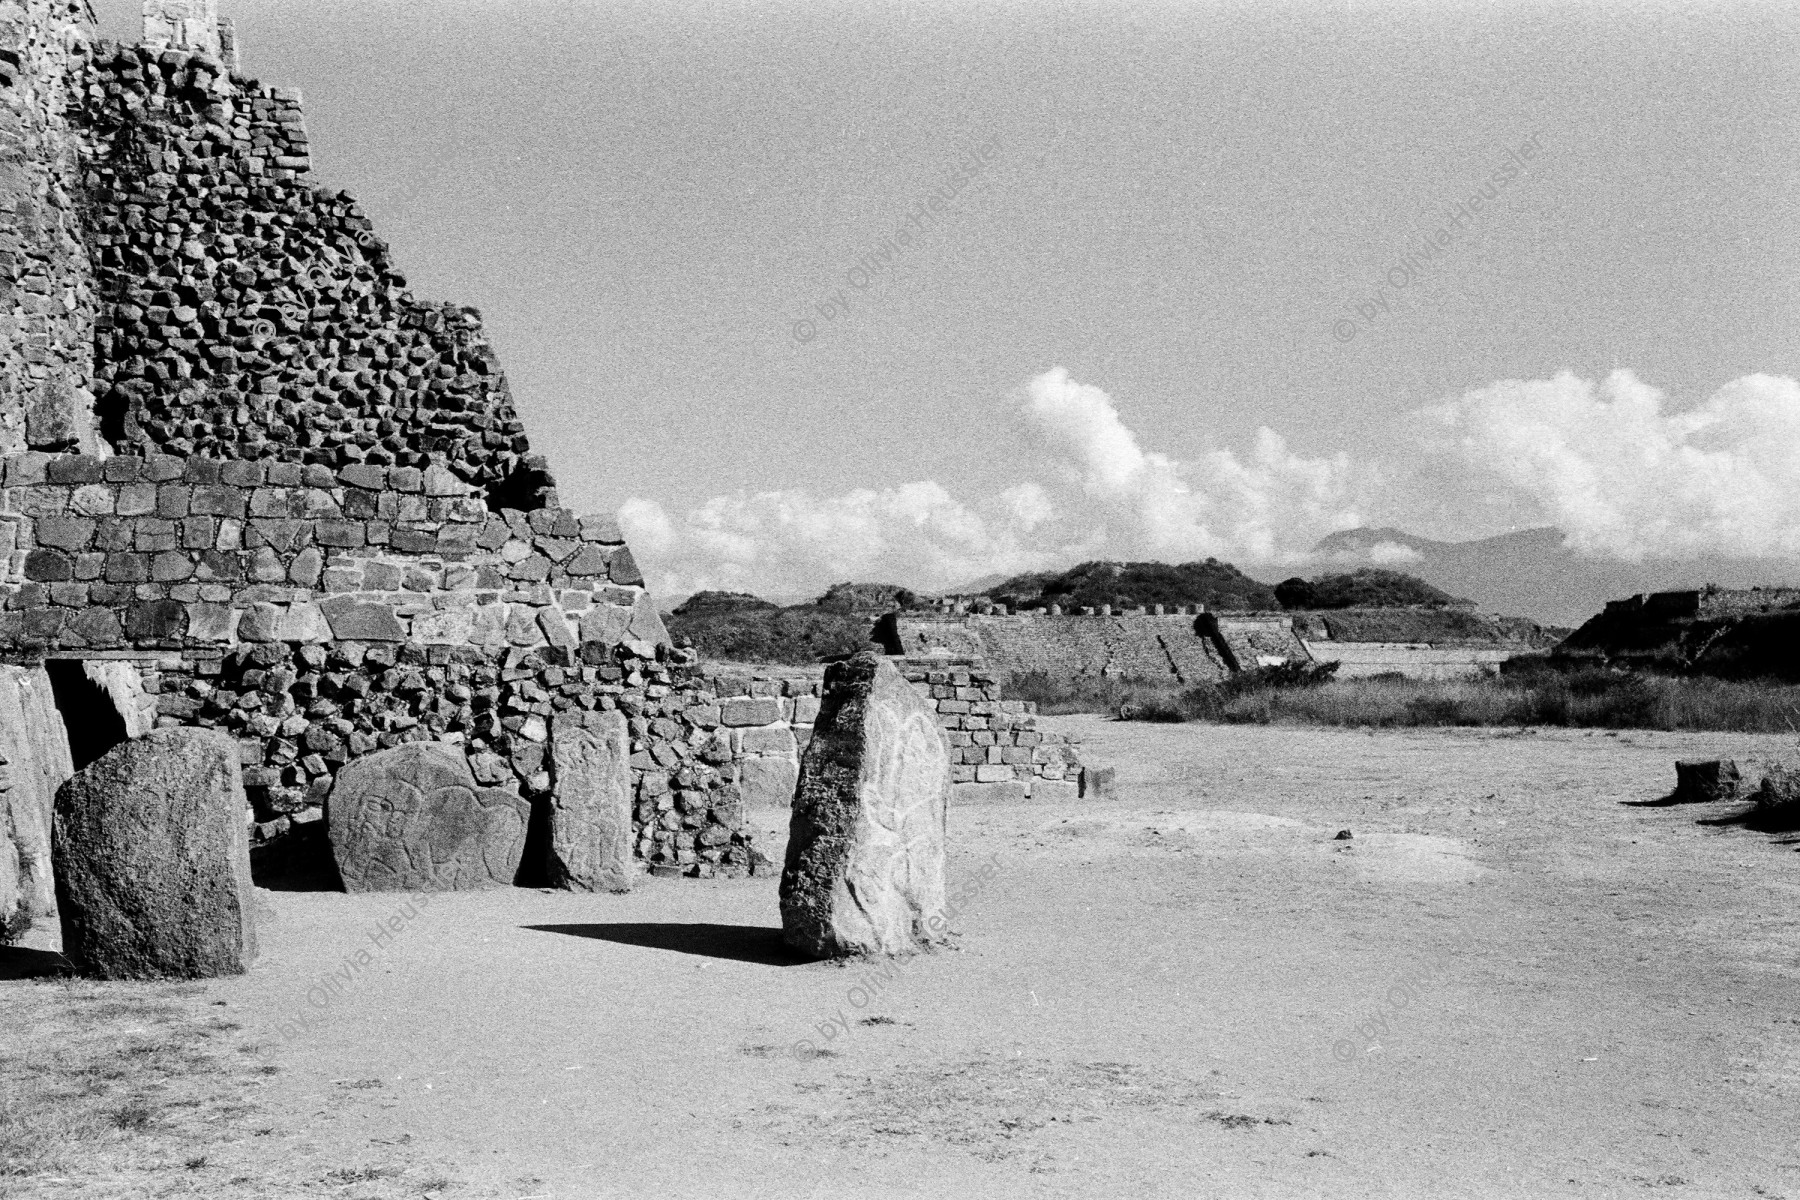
[0,2,771,879]
[692,659,1086,805]
[877,610,1311,685]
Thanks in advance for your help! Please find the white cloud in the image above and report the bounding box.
[1367,541,1422,566]
[619,482,1050,601]
[621,365,1800,602]
[1408,369,1800,560]
[625,367,1363,599]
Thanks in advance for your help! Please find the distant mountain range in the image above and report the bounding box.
[1313,527,1800,628]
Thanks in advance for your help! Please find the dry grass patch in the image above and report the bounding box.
[1086,670,1800,734]
[0,979,266,1192]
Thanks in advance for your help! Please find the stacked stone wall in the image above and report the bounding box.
[0,449,773,872]
[0,453,654,654]
[649,659,1087,809]
[880,611,1315,685]
[74,40,545,504]
[0,0,99,455]
[895,657,1083,802]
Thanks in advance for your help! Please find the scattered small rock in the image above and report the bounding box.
[1672,759,1742,804]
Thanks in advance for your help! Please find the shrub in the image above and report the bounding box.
[665,606,876,665]
[1008,672,1185,718]
[1276,568,1466,610]
[1750,765,1800,831]
[985,559,1279,613]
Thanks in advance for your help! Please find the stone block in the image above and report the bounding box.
[339,463,387,490]
[950,781,1029,804]
[627,591,669,647]
[607,546,644,586]
[781,653,947,958]
[186,603,235,642]
[236,603,282,642]
[741,725,797,757]
[115,484,159,517]
[578,602,632,647]
[24,376,85,449]
[545,712,633,893]
[124,599,188,642]
[412,608,474,644]
[189,486,246,518]
[219,460,265,487]
[1673,759,1741,804]
[328,742,529,891]
[3,454,49,486]
[151,550,193,582]
[422,465,467,496]
[564,543,609,576]
[320,597,405,641]
[536,607,576,649]
[579,513,622,543]
[51,728,256,979]
[276,602,332,643]
[24,549,72,582]
[35,516,95,551]
[71,484,114,516]
[740,755,799,809]
[314,520,365,547]
[1030,779,1080,804]
[65,607,122,647]
[721,696,782,727]
[144,456,185,483]
[47,456,102,485]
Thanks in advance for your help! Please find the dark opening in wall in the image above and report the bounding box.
[43,660,130,772]
[484,456,554,514]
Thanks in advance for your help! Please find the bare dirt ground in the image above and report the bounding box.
[5,719,1800,1199]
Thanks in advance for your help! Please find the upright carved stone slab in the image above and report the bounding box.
[781,652,948,958]
[0,665,73,934]
[328,742,529,891]
[51,727,256,979]
[545,714,633,892]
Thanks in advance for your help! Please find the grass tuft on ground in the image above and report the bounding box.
[1028,667,1800,734]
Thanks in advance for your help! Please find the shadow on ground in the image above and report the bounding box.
[1621,791,1698,808]
[523,922,814,966]
[0,944,69,980]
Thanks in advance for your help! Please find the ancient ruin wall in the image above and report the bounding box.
[0,0,99,455]
[877,611,1313,685]
[676,660,1086,808]
[1556,587,1800,681]
[74,40,546,504]
[0,3,785,881]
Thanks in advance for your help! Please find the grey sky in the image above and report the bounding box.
[93,0,1800,595]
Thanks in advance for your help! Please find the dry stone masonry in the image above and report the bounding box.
[689,660,1087,806]
[0,1,1087,906]
[878,609,1310,686]
[0,1,100,457]
[0,1,772,884]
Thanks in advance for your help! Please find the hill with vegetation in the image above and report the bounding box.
[664,588,891,665]
[1274,568,1472,611]
[981,560,1279,612]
